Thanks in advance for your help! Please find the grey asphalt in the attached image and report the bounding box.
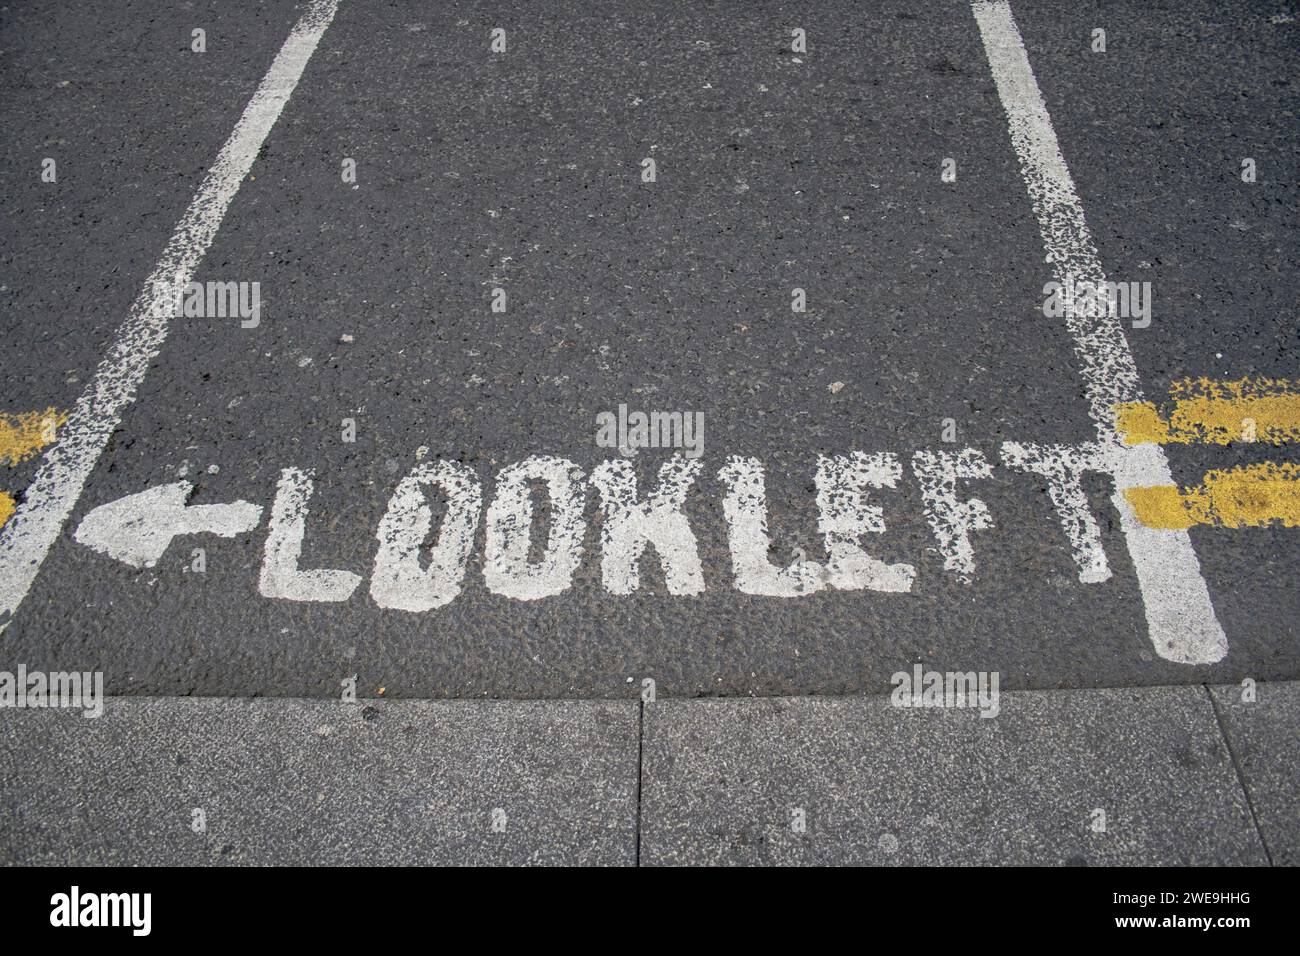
[1,6,1297,693]
[1,682,1292,865]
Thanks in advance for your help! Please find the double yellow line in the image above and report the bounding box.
[1117,378,1300,529]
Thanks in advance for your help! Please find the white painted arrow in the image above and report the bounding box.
[73,482,263,568]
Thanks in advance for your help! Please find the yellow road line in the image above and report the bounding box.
[2,407,67,528]
[1124,462,1300,529]
[1116,377,1300,445]
[0,407,67,467]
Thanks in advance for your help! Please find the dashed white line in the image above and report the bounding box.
[972,0,1227,663]
[0,0,342,632]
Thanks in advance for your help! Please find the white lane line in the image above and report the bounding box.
[0,0,342,632]
[971,0,1227,664]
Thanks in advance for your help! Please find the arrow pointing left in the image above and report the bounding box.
[73,481,264,568]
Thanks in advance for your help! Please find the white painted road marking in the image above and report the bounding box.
[815,452,915,593]
[972,0,1227,663]
[260,467,362,603]
[58,434,1256,667]
[1000,440,1111,584]
[61,450,1006,604]
[73,482,262,568]
[0,0,1234,668]
[591,457,706,596]
[816,452,920,595]
[483,456,588,600]
[371,460,482,612]
[910,448,995,584]
[0,0,342,632]
[719,456,828,597]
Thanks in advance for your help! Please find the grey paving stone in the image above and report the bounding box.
[1209,681,1300,866]
[0,697,638,865]
[641,686,1268,865]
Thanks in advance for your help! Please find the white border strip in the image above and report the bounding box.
[0,0,342,632]
[972,0,1226,663]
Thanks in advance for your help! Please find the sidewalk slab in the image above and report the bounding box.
[1209,681,1300,866]
[641,687,1268,865]
[0,697,638,866]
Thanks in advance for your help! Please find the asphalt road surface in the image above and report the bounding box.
[1,0,1296,700]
